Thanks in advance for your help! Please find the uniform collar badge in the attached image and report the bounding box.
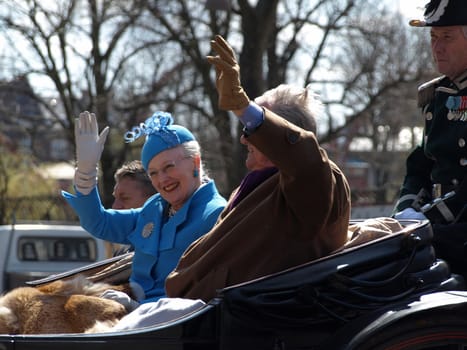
[142,222,154,238]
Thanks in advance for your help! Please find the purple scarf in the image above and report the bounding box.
[228,167,278,210]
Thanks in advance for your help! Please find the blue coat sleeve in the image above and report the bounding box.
[61,187,141,244]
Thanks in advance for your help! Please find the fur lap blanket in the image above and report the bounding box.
[0,276,129,334]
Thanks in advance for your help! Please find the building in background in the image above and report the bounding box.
[0,76,73,163]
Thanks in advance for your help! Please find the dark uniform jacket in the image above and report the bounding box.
[165,108,351,302]
[395,70,467,222]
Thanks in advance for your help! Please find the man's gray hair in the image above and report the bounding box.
[254,84,321,135]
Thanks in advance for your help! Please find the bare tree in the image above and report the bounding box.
[135,0,433,193]
[0,0,432,204]
[0,0,189,205]
[324,9,435,204]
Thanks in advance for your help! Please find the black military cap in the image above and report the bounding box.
[410,0,467,27]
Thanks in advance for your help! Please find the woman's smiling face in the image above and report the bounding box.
[147,145,200,210]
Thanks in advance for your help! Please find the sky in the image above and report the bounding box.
[398,0,426,19]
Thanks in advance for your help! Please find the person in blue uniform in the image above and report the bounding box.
[394,0,467,279]
[62,111,226,307]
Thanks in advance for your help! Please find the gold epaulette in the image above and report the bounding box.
[417,76,445,108]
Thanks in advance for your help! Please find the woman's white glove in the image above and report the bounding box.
[74,111,109,195]
[394,207,428,221]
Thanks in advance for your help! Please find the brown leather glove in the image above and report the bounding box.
[206,35,250,111]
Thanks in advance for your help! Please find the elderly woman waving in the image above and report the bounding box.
[62,111,226,308]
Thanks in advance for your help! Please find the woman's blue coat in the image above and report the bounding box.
[62,180,226,302]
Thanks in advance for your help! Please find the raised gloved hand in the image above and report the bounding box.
[100,289,140,312]
[393,207,428,221]
[206,35,250,111]
[74,111,109,195]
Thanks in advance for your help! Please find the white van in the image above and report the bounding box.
[0,223,109,292]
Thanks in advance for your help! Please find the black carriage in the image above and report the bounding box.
[3,219,467,350]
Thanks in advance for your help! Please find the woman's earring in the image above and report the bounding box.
[193,169,199,178]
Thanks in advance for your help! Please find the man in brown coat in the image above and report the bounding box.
[165,35,351,302]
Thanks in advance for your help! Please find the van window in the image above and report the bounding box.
[17,237,97,262]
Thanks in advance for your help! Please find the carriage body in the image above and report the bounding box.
[1,219,466,349]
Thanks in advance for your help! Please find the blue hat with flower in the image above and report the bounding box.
[124,111,196,170]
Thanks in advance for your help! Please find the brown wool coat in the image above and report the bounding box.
[165,109,351,302]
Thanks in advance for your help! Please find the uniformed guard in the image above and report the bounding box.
[394,0,467,279]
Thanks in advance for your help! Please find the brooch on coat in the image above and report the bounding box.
[141,222,154,238]
[446,96,467,121]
